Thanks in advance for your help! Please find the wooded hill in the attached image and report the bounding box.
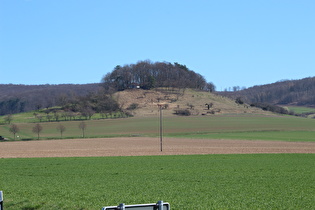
[220,77,315,107]
[0,83,100,115]
[1,60,313,117]
[1,61,216,116]
[102,60,214,92]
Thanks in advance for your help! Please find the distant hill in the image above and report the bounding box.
[114,88,270,117]
[4,76,314,117]
[220,77,315,107]
[0,83,101,115]
[0,84,271,117]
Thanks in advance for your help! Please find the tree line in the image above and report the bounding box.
[1,90,126,124]
[102,60,215,92]
[6,122,88,140]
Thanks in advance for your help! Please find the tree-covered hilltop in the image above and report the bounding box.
[0,61,215,116]
[102,60,215,92]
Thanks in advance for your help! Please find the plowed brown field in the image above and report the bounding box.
[1,137,314,158]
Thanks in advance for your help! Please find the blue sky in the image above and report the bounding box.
[1,0,314,90]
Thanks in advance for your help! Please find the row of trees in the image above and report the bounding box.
[1,90,123,124]
[32,110,126,123]
[8,122,88,140]
[102,60,215,92]
[224,86,247,92]
[2,111,127,125]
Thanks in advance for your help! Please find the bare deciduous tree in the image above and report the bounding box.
[46,114,52,122]
[9,124,20,140]
[54,112,60,121]
[78,121,87,138]
[206,82,216,92]
[56,124,66,138]
[4,114,13,124]
[36,115,43,122]
[32,123,43,140]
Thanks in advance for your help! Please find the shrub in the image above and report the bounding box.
[250,103,289,114]
[127,103,139,110]
[174,109,191,116]
[235,97,244,104]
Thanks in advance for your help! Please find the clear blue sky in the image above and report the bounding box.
[1,0,314,90]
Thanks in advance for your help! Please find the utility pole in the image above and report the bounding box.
[158,104,163,152]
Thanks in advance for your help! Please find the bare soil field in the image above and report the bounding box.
[1,137,314,158]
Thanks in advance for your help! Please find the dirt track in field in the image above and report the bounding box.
[1,137,315,158]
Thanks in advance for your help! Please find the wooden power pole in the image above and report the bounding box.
[158,104,163,152]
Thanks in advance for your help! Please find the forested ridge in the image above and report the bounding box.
[0,83,100,115]
[221,77,315,107]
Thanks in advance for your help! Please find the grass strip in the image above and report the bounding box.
[2,115,315,141]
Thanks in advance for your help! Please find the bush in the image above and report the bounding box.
[250,103,289,114]
[123,111,134,117]
[174,109,191,116]
[235,97,244,105]
[127,103,139,110]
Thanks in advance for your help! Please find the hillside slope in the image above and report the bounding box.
[115,88,270,117]
[220,77,315,106]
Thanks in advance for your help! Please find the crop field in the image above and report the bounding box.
[168,130,315,142]
[1,114,315,209]
[1,154,314,209]
[1,114,315,141]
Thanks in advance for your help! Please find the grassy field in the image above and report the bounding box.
[286,106,315,114]
[1,154,314,209]
[0,110,126,124]
[1,113,314,209]
[1,114,315,142]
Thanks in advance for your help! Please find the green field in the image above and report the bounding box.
[0,110,126,124]
[1,154,314,209]
[1,114,315,209]
[286,106,315,114]
[1,114,315,142]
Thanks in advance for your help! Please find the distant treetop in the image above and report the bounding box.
[102,60,208,91]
